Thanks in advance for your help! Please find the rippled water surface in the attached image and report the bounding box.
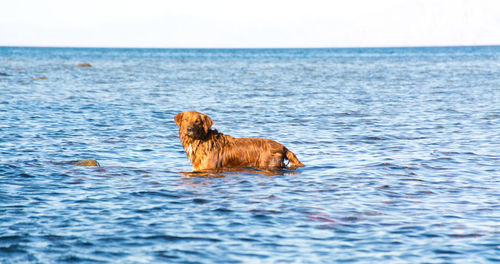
[1,47,499,263]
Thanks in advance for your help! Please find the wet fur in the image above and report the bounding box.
[175,111,304,171]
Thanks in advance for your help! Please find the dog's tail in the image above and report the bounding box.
[285,149,304,170]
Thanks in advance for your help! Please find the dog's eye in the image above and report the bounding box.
[195,120,200,124]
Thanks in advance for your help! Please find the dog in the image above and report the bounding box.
[175,111,304,172]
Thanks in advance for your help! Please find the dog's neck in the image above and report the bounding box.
[179,129,223,164]
[181,136,202,163]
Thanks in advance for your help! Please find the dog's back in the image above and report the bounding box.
[200,133,304,170]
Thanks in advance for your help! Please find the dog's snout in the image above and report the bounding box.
[186,125,199,137]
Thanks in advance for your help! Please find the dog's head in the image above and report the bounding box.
[174,111,214,139]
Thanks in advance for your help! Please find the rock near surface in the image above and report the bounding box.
[73,159,100,166]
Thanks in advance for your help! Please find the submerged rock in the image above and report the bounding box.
[73,159,100,166]
[76,63,92,67]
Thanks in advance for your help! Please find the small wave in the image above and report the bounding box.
[213,207,234,213]
[134,235,222,243]
[130,191,181,199]
[365,162,418,170]
[433,249,462,255]
[0,244,27,254]
[448,233,483,238]
[362,136,387,141]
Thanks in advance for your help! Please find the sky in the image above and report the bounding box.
[1,0,499,48]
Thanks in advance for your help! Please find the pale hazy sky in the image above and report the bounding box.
[1,0,499,48]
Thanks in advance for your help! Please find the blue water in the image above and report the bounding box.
[1,46,499,263]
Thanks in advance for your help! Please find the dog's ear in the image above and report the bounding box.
[202,114,213,133]
[174,112,183,127]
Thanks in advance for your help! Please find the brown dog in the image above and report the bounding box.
[175,111,304,171]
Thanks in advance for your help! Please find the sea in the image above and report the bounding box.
[1,46,499,263]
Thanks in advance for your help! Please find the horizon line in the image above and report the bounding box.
[1,44,500,50]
